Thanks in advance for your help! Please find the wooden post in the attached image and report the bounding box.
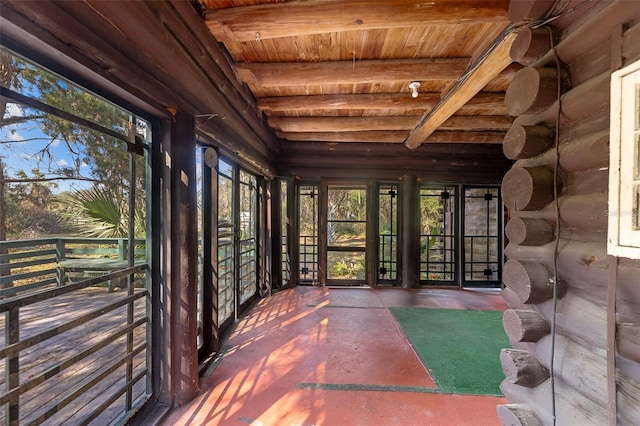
[169,110,199,405]
[401,175,420,288]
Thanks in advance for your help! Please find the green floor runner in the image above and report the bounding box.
[389,307,508,396]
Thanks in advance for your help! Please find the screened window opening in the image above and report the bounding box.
[420,186,457,284]
[463,187,501,285]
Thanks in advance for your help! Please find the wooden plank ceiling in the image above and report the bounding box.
[201,0,518,149]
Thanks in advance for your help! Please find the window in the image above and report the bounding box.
[608,59,640,259]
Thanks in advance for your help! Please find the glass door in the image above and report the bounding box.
[326,185,367,285]
[463,186,502,287]
[217,159,235,326]
[377,184,399,284]
[238,170,257,305]
[420,186,457,285]
[297,184,319,284]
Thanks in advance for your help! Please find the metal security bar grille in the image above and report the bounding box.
[280,180,291,287]
[463,187,502,285]
[378,185,398,282]
[298,185,319,284]
[218,160,235,324]
[238,170,257,305]
[420,186,457,284]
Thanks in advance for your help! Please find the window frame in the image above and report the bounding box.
[608,59,640,259]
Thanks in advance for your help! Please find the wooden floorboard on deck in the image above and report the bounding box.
[0,286,149,425]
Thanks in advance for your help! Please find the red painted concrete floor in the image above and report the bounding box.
[163,286,508,426]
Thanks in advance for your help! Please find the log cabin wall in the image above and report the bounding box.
[498,1,640,425]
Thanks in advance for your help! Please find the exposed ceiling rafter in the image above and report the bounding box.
[205,0,510,43]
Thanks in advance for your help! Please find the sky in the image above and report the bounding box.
[1,102,95,193]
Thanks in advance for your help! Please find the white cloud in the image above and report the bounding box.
[57,159,68,166]
[7,130,25,142]
[3,103,23,119]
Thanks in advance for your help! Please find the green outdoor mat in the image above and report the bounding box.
[389,307,509,396]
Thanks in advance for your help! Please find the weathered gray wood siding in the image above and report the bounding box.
[498,1,640,425]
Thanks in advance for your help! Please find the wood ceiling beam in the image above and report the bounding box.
[236,58,469,86]
[278,130,506,143]
[278,130,408,143]
[270,115,513,133]
[205,0,509,43]
[259,93,440,112]
[404,28,521,148]
[269,116,419,132]
[258,93,509,115]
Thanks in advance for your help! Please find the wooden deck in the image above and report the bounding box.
[0,286,149,425]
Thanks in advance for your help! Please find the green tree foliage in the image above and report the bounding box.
[1,48,147,239]
[5,169,70,237]
[55,186,145,238]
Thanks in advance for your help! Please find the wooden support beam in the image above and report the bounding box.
[278,130,407,143]
[270,116,418,132]
[405,29,520,149]
[258,92,509,115]
[259,93,438,112]
[278,130,506,144]
[205,0,509,43]
[500,348,549,387]
[236,58,469,87]
[503,308,550,342]
[270,115,513,133]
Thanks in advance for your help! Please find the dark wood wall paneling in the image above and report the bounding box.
[497,1,640,425]
[278,141,512,183]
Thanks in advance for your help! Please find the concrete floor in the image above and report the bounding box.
[163,286,508,426]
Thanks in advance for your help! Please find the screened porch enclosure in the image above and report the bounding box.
[278,180,503,289]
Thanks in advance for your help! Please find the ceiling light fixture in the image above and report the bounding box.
[409,81,421,98]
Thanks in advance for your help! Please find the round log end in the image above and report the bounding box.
[503,308,550,342]
[505,217,555,246]
[502,166,556,211]
[503,124,555,160]
[510,28,553,66]
[497,404,543,426]
[505,67,559,116]
[500,348,549,387]
[503,259,553,304]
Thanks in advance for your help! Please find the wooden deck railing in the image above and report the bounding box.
[0,237,149,425]
[0,237,145,298]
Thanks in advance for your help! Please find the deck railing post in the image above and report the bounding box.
[118,238,126,261]
[56,239,65,287]
[5,306,20,425]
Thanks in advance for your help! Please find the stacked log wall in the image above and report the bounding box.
[497,1,640,425]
